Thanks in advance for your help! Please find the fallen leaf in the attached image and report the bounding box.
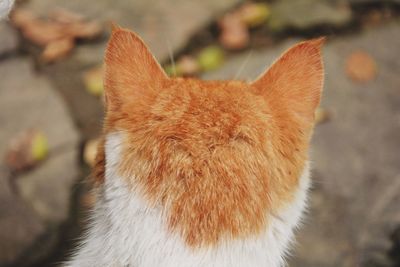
[31,132,49,161]
[11,8,103,62]
[239,2,271,28]
[49,8,84,24]
[219,13,249,50]
[83,138,100,167]
[197,46,225,72]
[346,50,377,83]
[22,20,66,46]
[165,56,200,77]
[315,108,332,125]
[83,66,104,96]
[11,9,37,28]
[41,38,74,63]
[65,21,103,39]
[177,56,200,76]
[12,9,65,46]
[5,129,49,172]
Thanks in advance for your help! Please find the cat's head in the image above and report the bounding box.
[95,26,324,247]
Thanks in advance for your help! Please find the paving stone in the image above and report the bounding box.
[0,22,18,57]
[16,148,78,223]
[267,0,352,31]
[0,57,80,266]
[0,58,79,152]
[0,168,45,266]
[349,0,400,4]
[204,23,400,266]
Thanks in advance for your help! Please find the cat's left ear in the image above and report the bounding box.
[104,25,168,112]
[251,38,325,125]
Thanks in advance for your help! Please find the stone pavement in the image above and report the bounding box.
[267,0,352,31]
[0,58,80,266]
[0,22,17,57]
[204,22,400,266]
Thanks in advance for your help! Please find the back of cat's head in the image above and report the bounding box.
[96,26,324,248]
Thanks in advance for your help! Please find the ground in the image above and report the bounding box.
[0,0,399,266]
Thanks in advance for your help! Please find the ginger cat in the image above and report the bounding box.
[66,26,324,267]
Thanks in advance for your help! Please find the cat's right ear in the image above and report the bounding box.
[103,26,168,112]
[251,38,325,126]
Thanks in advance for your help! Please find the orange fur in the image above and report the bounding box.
[93,27,324,248]
[92,137,105,185]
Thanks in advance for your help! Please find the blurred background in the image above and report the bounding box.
[0,0,399,266]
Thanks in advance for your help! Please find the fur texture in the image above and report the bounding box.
[67,26,324,266]
[66,132,311,267]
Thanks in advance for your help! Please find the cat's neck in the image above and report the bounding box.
[66,133,311,267]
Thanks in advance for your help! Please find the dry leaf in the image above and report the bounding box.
[5,129,49,172]
[83,138,100,167]
[315,108,332,125]
[11,9,37,28]
[177,56,200,76]
[49,8,84,24]
[346,50,377,83]
[165,56,200,77]
[239,2,271,28]
[12,9,65,46]
[197,46,225,72]
[219,13,249,50]
[11,8,103,62]
[41,38,74,63]
[23,21,66,46]
[65,21,103,39]
[83,66,104,96]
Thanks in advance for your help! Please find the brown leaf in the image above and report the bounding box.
[65,21,103,39]
[20,21,66,46]
[11,9,37,28]
[49,8,84,24]
[177,56,200,76]
[41,38,74,63]
[5,129,49,172]
[11,7,103,57]
[346,50,377,83]
[218,13,249,50]
[12,9,63,46]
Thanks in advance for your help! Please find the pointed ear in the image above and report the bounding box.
[251,38,325,123]
[104,26,168,112]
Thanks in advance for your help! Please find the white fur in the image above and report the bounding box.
[0,0,14,19]
[66,132,311,267]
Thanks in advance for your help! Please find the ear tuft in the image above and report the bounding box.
[251,37,325,123]
[104,27,168,112]
[110,22,122,33]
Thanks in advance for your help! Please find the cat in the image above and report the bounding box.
[66,25,324,267]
